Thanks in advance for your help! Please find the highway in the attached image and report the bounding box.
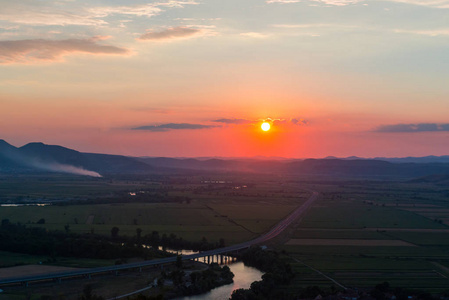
[0,191,318,286]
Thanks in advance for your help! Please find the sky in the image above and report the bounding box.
[1,0,449,158]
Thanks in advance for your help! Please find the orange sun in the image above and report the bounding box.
[261,122,271,131]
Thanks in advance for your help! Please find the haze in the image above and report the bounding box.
[1,0,449,158]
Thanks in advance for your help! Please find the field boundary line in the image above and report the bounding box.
[289,256,347,290]
[205,204,257,234]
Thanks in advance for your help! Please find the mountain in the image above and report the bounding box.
[2,139,449,178]
[408,174,449,184]
[374,156,449,164]
[0,140,32,172]
[284,159,449,178]
[0,140,153,176]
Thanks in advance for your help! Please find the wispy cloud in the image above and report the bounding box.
[267,118,309,126]
[0,1,107,26]
[311,0,362,5]
[240,32,271,39]
[213,118,253,124]
[213,117,308,126]
[131,123,218,132]
[88,5,162,19]
[0,1,199,27]
[375,123,449,132]
[267,0,301,3]
[268,0,449,7]
[267,0,362,5]
[394,28,449,36]
[387,0,449,9]
[0,36,130,64]
[138,26,202,41]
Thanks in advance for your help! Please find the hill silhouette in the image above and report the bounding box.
[2,139,449,178]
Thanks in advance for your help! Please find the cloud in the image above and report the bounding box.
[290,118,309,125]
[131,123,218,132]
[0,1,199,27]
[87,5,162,19]
[138,26,202,41]
[311,0,362,5]
[386,0,449,9]
[240,32,271,38]
[0,36,130,64]
[213,118,253,124]
[213,117,308,126]
[267,118,309,126]
[394,28,449,36]
[268,0,449,7]
[375,123,449,132]
[267,0,301,3]
[312,0,449,7]
[267,0,362,5]
[0,3,107,26]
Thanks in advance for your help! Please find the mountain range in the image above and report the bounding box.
[2,139,449,179]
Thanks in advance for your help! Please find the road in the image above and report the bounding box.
[0,191,318,286]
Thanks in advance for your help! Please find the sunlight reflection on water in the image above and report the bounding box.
[175,262,263,300]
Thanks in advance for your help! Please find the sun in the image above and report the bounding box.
[261,122,271,131]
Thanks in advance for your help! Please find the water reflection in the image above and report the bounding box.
[0,203,50,207]
[175,262,263,300]
[155,248,238,264]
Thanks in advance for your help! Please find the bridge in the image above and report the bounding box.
[0,191,318,286]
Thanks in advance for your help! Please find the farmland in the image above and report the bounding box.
[277,179,449,293]
[0,174,309,252]
[2,174,449,294]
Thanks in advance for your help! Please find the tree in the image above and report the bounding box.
[79,284,105,300]
[1,219,10,227]
[111,226,119,238]
[136,228,142,239]
[176,255,183,269]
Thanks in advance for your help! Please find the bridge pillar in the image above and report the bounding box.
[207,256,210,264]
[220,255,223,265]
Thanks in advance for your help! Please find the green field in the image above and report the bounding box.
[2,175,449,294]
[0,174,158,201]
[276,179,449,293]
[0,175,309,246]
[0,251,116,268]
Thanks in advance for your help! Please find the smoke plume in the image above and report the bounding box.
[30,160,102,177]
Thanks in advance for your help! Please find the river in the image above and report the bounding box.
[175,261,264,300]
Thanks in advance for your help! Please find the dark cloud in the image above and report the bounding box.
[375,123,449,132]
[268,118,308,126]
[132,123,217,132]
[0,36,129,64]
[290,118,308,125]
[212,118,252,124]
[138,26,201,41]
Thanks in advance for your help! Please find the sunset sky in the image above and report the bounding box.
[1,0,449,158]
